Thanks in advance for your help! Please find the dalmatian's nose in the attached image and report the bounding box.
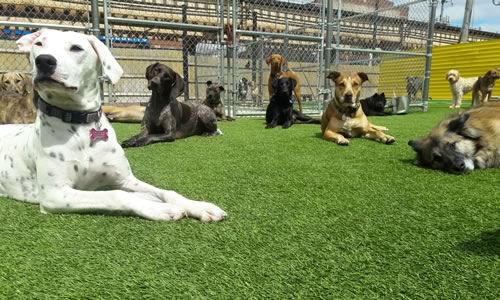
[35,54,57,74]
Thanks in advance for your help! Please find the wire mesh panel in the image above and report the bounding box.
[231,0,326,116]
[331,0,430,109]
[0,0,90,74]
[104,0,224,104]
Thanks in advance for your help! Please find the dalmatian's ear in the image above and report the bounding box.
[16,30,43,52]
[86,35,124,84]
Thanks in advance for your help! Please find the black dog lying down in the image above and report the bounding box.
[122,63,221,147]
[265,77,320,129]
[360,92,388,116]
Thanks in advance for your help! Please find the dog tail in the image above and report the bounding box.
[371,124,389,131]
[293,110,321,124]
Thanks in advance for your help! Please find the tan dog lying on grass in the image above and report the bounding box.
[321,71,395,146]
[102,105,145,123]
[266,54,302,112]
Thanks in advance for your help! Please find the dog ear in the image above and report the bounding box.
[265,56,272,66]
[19,73,33,95]
[380,92,385,97]
[408,139,424,153]
[15,30,43,52]
[357,72,369,83]
[206,80,213,87]
[280,56,287,66]
[289,78,297,90]
[145,63,158,80]
[447,113,469,133]
[171,73,185,98]
[326,71,340,82]
[86,34,124,84]
[218,86,225,92]
[448,113,482,139]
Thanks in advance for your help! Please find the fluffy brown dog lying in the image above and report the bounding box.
[0,72,36,124]
[409,101,500,174]
[321,71,395,145]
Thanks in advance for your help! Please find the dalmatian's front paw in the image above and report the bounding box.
[186,201,227,222]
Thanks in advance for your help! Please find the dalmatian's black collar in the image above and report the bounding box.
[37,97,102,124]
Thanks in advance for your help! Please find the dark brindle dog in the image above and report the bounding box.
[265,77,320,129]
[203,80,234,121]
[122,63,221,147]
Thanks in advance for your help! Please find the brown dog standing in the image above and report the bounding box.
[321,71,395,145]
[266,54,302,112]
[471,67,500,107]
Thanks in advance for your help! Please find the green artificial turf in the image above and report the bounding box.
[0,104,499,299]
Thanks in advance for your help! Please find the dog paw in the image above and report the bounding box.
[186,201,227,222]
[384,135,396,144]
[336,138,350,146]
[265,124,275,129]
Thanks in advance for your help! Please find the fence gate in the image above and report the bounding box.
[102,0,225,105]
[229,0,326,117]
[325,0,436,112]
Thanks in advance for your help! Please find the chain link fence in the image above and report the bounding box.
[0,0,90,75]
[328,0,434,112]
[0,0,441,115]
[230,0,325,116]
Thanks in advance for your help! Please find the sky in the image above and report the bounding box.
[442,0,500,33]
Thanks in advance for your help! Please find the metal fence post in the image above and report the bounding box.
[323,0,334,109]
[90,0,100,37]
[422,0,438,112]
[218,0,225,95]
[231,0,238,117]
[334,0,342,69]
[91,0,105,104]
[182,5,190,101]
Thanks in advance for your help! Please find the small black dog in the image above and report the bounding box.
[360,92,388,116]
[122,63,221,147]
[265,77,320,129]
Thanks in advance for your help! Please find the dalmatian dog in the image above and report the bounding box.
[0,29,227,222]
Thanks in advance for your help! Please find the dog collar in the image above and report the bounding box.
[37,97,102,124]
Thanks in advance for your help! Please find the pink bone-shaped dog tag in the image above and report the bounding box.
[90,128,109,142]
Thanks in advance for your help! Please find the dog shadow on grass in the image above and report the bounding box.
[457,229,500,256]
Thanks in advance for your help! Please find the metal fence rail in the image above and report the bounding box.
[0,0,440,115]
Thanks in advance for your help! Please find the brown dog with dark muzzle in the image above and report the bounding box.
[321,71,395,146]
[266,54,302,112]
[471,67,500,107]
